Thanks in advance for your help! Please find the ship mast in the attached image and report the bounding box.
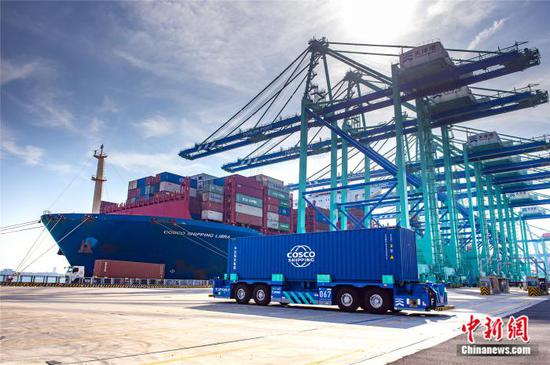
[91,144,107,213]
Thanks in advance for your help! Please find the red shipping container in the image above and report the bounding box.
[265,196,280,206]
[279,215,290,224]
[189,197,201,211]
[93,259,165,279]
[127,188,139,198]
[225,174,262,189]
[235,212,263,227]
[202,201,223,212]
[99,201,118,213]
[224,175,263,225]
[266,204,279,213]
[235,185,263,198]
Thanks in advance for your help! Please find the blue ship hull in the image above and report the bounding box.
[41,213,260,279]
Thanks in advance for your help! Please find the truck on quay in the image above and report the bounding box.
[212,227,449,313]
[65,266,85,283]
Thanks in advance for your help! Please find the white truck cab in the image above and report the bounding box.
[65,266,85,283]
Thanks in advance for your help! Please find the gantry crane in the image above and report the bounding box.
[180,38,549,283]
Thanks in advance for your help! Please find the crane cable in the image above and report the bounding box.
[19,218,87,273]
[223,58,312,139]
[201,47,310,143]
[47,155,93,211]
[156,222,227,258]
[10,151,94,273]
[242,72,311,160]
[0,220,40,231]
[174,222,228,257]
[251,50,311,129]
[14,227,46,273]
[0,225,43,235]
[14,218,60,273]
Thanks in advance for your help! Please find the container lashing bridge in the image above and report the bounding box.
[180,38,550,284]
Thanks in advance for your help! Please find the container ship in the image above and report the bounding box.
[42,146,300,279]
[42,146,372,279]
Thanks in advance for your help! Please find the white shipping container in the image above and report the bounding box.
[235,203,263,217]
[399,42,451,70]
[266,220,279,229]
[201,210,223,221]
[467,131,501,147]
[128,180,138,190]
[189,188,197,198]
[159,181,181,193]
[508,192,533,202]
[432,86,474,104]
[267,212,279,221]
[521,206,545,216]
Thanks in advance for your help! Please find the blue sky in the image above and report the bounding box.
[1,0,549,272]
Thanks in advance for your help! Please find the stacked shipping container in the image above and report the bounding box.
[102,173,192,219]
[113,170,304,233]
[224,175,264,228]
[291,206,331,233]
[307,206,331,232]
[99,201,118,212]
[200,178,225,222]
[127,172,188,203]
[254,174,291,234]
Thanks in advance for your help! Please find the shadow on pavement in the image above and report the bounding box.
[190,300,454,328]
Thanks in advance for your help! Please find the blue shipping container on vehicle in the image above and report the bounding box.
[228,228,418,282]
[190,178,198,189]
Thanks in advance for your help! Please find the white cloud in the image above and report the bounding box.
[0,136,45,165]
[132,114,214,142]
[133,115,175,139]
[111,1,321,92]
[48,162,78,175]
[0,128,84,174]
[98,96,120,114]
[108,149,214,178]
[89,117,105,135]
[0,58,51,85]
[109,150,180,172]
[428,0,498,28]
[29,91,74,130]
[85,117,107,145]
[1,57,75,131]
[468,18,507,50]
[426,0,448,17]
